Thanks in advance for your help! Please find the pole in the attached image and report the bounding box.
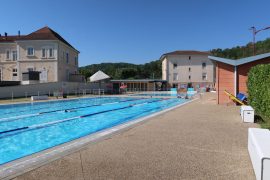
[252,27,256,55]
[250,26,270,55]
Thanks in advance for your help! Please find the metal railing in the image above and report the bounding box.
[1,88,106,102]
[1,87,174,102]
[120,88,171,93]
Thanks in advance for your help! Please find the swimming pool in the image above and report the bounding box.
[131,93,177,97]
[131,92,196,98]
[0,97,188,165]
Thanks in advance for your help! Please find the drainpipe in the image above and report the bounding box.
[234,66,237,96]
[16,44,20,81]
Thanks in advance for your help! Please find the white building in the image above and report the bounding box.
[0,26,83,84]
[160,50,215,88]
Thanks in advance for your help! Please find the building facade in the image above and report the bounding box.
[111,79,168,93]
[209,53,270,105]
[161,50,215,89]
[0,26,81,84]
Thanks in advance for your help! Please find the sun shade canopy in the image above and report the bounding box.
[89,70,110,82]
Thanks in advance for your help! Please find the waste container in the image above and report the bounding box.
[241,106,254,123]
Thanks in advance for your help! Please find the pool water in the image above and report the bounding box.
[131,93,177,97]
[0,97,188,165]
[131,92,196,98]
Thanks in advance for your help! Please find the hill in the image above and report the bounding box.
[79,60,162,79]
[80,38,270,80]
[211,38,270,59]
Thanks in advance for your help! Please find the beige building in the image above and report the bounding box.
[0,26,82,84]
[160,50,215,89]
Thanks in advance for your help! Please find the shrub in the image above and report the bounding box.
[247,64,270,127]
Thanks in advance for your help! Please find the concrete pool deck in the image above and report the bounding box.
[12,93,257,180]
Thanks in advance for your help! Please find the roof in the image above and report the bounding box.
[0,26,78,52]
[89,70,110,82]
[0,35,26,42]
[160,50,210,61]
[110,79,167,83]
[208,52,270,66]
[164,50,210,56]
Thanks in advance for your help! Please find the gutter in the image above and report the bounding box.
[234,66,237,96]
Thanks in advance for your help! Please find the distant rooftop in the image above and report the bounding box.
[160,50,211,60]
[0,26,78,52]
[209,52,270,66]
[164,50,210,56]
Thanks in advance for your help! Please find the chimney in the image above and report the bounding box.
[4,32,7,37]
[18,30,20,37]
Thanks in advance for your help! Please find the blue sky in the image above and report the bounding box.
[1,0,270,66]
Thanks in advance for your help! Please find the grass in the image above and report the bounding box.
[254,115,270,129]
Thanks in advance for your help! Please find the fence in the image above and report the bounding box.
[119,87,171,93]
[0,81,108,100]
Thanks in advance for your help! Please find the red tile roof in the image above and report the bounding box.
[0,35,25,42]
[0,26,78,52]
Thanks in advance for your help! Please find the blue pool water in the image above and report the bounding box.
[131,93,177,97]
[0,97,188,165]
[131,92,197,98]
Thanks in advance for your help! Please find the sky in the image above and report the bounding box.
[1,0,270,66]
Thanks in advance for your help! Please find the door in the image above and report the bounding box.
[12,68,18,81]
[40,68,48,82]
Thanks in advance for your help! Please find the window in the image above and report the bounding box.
[42,48,46,58]
[189,67,191,72]
[27,67,34,72]
[12,51,17,61]
[75,57,78,66]
[6,50,10,60]
[189,56,191,60]
[0,69,2,81]
[41,48,54,58]
[173,63,177,69]
[202,73,207,80]
[66,53,69,64]
[27,47,34,56]
[12,68,17,77]
[49,48,54,58]
[202,62,206,69]
[189,75,191,80]
[173,73,178,81]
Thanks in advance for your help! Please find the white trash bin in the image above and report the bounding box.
[240,106,254,123]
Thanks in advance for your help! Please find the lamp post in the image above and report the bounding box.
[250,26,270,55]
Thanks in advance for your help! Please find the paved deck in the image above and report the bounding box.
[13,93,257,180]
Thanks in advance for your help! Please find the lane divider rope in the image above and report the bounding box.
[0,98,166,137]
[0,98,144,123]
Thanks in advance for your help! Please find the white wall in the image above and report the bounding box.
[0,82,108,99]
[163,54,214,85]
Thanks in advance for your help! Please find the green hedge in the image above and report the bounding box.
[247,64,270,127]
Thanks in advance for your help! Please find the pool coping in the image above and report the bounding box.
[0,95,125,107]
[0,98,198,180]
